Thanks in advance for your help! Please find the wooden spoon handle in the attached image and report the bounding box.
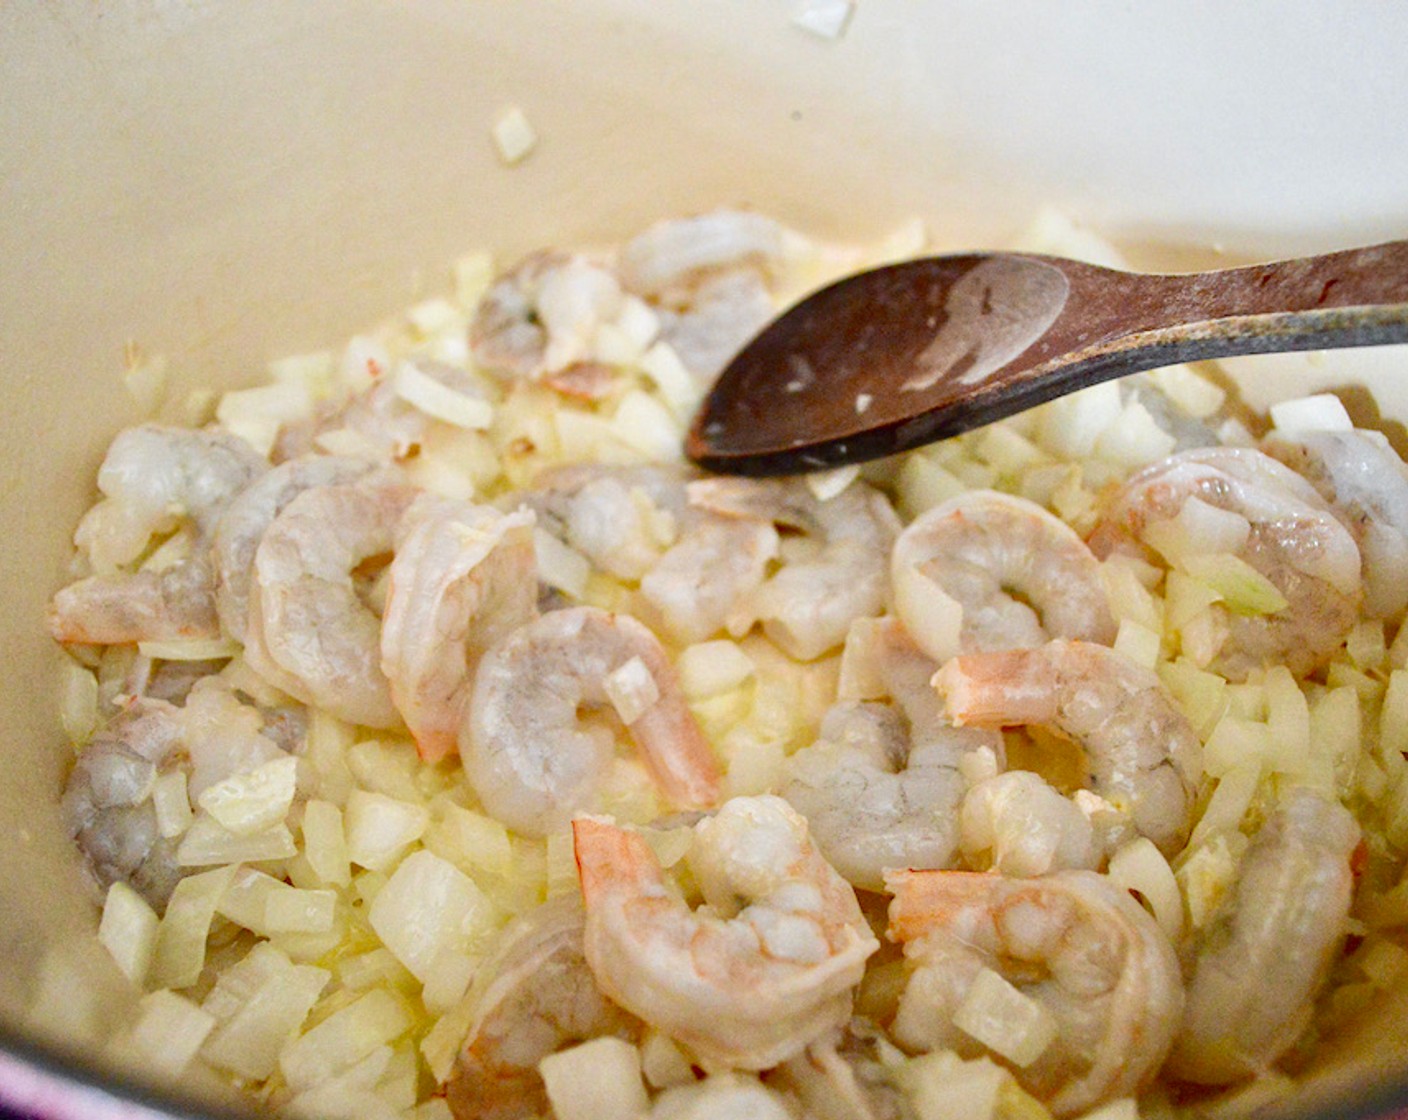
[1070,241,1408,363]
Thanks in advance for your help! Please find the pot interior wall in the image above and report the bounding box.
[4,3,1408,1115]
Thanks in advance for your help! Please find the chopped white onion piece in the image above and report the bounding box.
[117,990,217,1080]
[419,947,477,1015]
[1094,400,1179,469]
[264,888,337,935]
[98,881,160,986]
[539,1036,649,1120]
[150,864,237,990]
[605,656,661,724]
[491,106,538,165]
[279,989,411,1092]
[367,850,496,984]
[1079,1099,1141,1120]
[302,799,351,888]
[1113,619,1162,670]
[1108,837,1184,942]
[952,967,1058,1067]
[424,801,513,878]
[196,755,298,837]
[790,0,855,40]
[639,341,700,416]
[58,659,99,744]
[1142,497,1251,565]
[892,562,964,665]
[202,947,329,1081]
[123,346,169,416]
[678,640,756,700]
[176,814,297,867]
[392,361,493,430]
[344,790,430,873]
[216,381,316,458]
[533,527,590,598]
[152,770,194,839]
[1269,392,1354,435]
[1186,765,1260,852]
[612,389,683,461]
[137,636,241,661]
[805,464,861,502]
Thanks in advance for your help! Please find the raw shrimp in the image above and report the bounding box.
[655,270,777,382]
[212,456,373,642]
[49,424,267,644]
[1167,787,1360,1085]
[885,868,1184,1116]
[782,621,1002,891]
[935,640,1202,856]
[573,795,879,1069]
[688,476,901,660]
[890,490,1116,665]
[1264,429,1408,619]
[380,496,537,762]
[445,895,641,1120]
[463,606,720,836]
[470,251,623,379]
[243,472,417,728]
[618,209,784,300]
[522,463,692,582]
[61,697,187,909]
[522,464,779,642]
[1089,446,1362,679]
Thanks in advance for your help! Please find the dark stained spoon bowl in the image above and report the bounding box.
[686,242,1408,476]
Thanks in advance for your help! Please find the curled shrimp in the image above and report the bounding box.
[618,209,786,379]
[60,697,187,909]
[471,251,623,380]
[523,463,779,643]
[380,496,537,762]
[891,490,1116,665]
[573,795,879,1070]
[50,424,267,644]
[886,868,1184,1116]
[782,619,1001,891]
[1265,429,1408,620]
[935,640,1202,856]
[688,476,901,661]
[1090,446,1362,680]
[1168,787,1360,1085]
[463,606,720,836]
[243,471,417,728]
[212,456,373,642]
[445,895,641,1120]
[523,463,692,582]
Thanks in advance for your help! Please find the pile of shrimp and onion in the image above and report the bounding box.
[45,208,1408,1120]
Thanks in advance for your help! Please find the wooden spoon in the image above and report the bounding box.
[686,242,1408,476]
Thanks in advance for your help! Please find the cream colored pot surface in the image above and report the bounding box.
[4,3,1408,1117]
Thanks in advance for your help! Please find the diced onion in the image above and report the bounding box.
[1269,392,1354,435]
[98,881,160,986]
[176,815,297,867]
[392,361,493,430]
[805,464,861,502]
[137,636,242,662]
[1113,620,1161,669]
[150,865,237,990]
[367,850,496,984]
[533,528,591,598]
[678,640,756,700]
[343,791,430,873]
[1181,554,1288,616]
[491,106,538,165]
[202,946,329,1081]
[605,656,661,724]
[196,755,298,837]
[892,562,964,665]
[118,990,217,1079]
[952,968,1058,1068]
[790,0,855,39]
[539,1036,649,1120]
[1108,837,1184,942]
[278,989,411,1092]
